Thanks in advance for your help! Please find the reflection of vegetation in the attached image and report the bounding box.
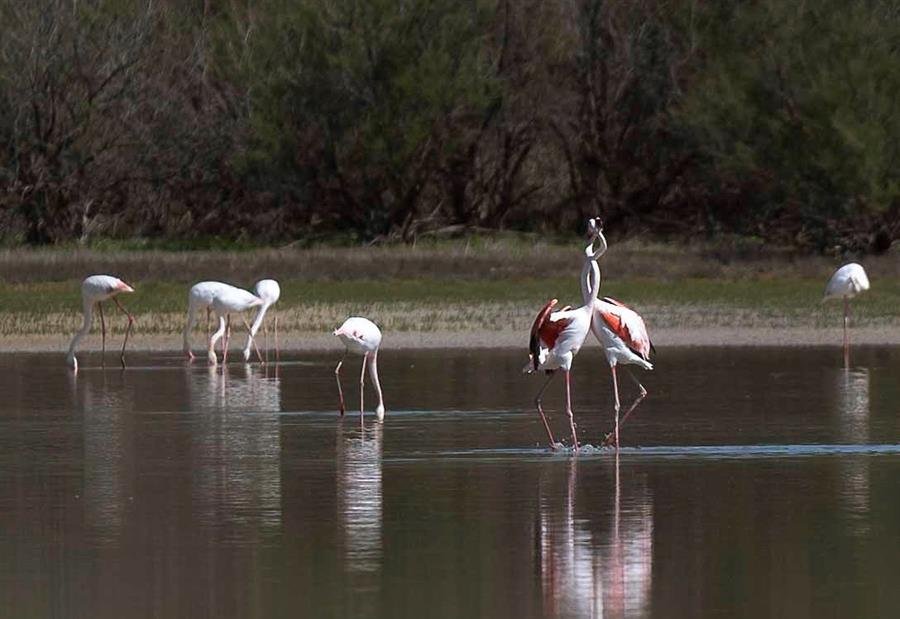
[1,1,898,251]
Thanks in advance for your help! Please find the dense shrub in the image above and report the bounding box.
[0,0,896,253]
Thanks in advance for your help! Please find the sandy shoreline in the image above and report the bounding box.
[6,326,899,354]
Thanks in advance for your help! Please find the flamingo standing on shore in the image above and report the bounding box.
[334,317,385,424]
[824,263,870,362]
[243,279,281,363]
[583,218,655,449]
[182,281,263,365]
[66,275,135,371]
[526,229,606,450]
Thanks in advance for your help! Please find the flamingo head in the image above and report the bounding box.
[116,280,135,294]
[587,217,603,238]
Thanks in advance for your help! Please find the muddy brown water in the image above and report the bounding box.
[0,346,898,618]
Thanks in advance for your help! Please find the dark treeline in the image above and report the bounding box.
[1,0,898,252]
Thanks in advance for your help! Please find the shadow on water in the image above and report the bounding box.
[0,346,898,617]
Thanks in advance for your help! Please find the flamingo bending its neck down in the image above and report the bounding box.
[243,279,281,363]
[182,281,263,365]
[823,263,870,362]
[582,218,655,449]
[334,317,385,424]
[66,275,135,371]
[526,230,606,450]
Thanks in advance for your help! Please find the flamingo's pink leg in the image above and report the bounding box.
[98,302,106,368]
[533,372,559,448]
[843,297,850,366]
[274,314,280,362]
[564,370,579,451]
[335,353,347,415]
[359,354,368,429]
[112,297,134,370]
[609,365,622,450]
[602,369,647,447]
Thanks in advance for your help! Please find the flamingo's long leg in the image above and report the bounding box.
[609,365,622,450]
[274,314,280,362]
[843,297,850,366]
[241,316,264,363]
[602,369,647,447]
[533,372,559,448]
[206,307,211,340]
[359,354,368,429]
[98,302,106,368]
[112,297,134,369]
[263,323,269,364]
[335,353,347,415]
[564,369,579,451]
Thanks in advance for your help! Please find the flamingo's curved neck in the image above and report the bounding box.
[368,352,385,420]
[249,302,271,336]
[580,231,607,306]
[67,299,94,363]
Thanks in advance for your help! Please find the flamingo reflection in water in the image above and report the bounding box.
[187,364,283,533]
[537,457,653,618]
[69,370,133,545]
[336,421,384,591]
[836,366,871,532]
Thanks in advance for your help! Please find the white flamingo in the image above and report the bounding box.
[583,218,655,449]
[526,229,606,450]
[824,263,870,360]
[334,317,385,424]
[66,275,135,371]
[182,281,263,365]
[243,279,281,362]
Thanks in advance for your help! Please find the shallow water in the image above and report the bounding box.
[0,346,898,618]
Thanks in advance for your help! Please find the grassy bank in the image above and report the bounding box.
[0,241,897,347]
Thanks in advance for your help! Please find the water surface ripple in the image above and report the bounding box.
[0,346,898,618]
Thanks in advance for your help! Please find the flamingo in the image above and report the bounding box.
[66,275,135,371]
[333,317,385,424]
[242,279,281,363]
[583,218,655,449]
[824,262,870,361]
[182,281,263,365]
[525,230,605,450]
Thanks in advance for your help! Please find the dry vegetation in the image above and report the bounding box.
[0,242,897,350]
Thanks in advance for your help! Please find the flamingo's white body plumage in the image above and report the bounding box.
[824,262,870,359]
[66,275,135,371]
[591,300,653,371]
[527,231,606,449]
[182,281,263,365]
[243,279,281,362]
[334,317,385,422]
[824,263,870,301]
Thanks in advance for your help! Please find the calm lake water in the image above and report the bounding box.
[0,346,898,618]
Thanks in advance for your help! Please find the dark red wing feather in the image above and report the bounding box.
[540,316,573,351]
[529,299,558,371]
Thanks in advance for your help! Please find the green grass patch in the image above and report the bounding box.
[1,276,897,337]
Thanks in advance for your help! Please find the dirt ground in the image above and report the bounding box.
[8,325,898,357]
